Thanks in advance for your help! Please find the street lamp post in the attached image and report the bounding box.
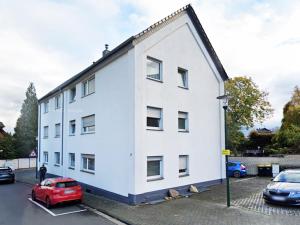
[217,94,230,207]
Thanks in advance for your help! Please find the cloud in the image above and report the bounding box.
[0,0,299,132]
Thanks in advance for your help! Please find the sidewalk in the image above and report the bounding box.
[15,169,300,225]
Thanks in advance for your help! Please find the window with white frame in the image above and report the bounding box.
[55,95,61,109]
[43,152,48,164]
[146,57,162,81]
[81,154,95,173]
[55,123,61,137]
[82,115,95,133]
[69,120,76,135]
[147,107,162,129]
[147,156,163,181]
[82,76,95,97]
[69,86,76,103]
[179,155,189,176]
[43,126,49,138]
[69,153,75,169]
[178,68,188,88]
[178,111,188,131]
[54,152,60,165]
[44,101,49,113]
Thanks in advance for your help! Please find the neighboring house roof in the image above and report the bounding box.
[256,128,273,134]
[39,4,229,102]
[0,122,4,129]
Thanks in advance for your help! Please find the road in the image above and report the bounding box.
[0,181,117,225]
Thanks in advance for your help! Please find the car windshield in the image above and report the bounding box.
[273,172,300,183]
[0,168,11,173]
[55,181,78,188]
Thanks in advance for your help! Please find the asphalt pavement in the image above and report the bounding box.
[0,181,117,225]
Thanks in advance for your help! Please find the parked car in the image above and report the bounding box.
[263,169,300,206]
[32,177,83,208]
[0,167,15,183]
[227,161,247,178]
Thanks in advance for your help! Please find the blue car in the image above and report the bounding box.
[227,161,247,178]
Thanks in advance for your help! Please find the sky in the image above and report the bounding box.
[0,0,299,133]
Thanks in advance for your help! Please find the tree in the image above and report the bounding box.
[225,77,273,153]
[273,86,300,153]
[0,134,16,159]
[14,83,38,157]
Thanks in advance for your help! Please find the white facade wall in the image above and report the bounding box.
[39,51,135,197]
[38,11,225,201]
[133,13,225,195]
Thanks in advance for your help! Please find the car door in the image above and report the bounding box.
[41,180,52,202]
[227,163,236,176]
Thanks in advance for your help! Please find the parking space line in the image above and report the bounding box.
[28,198,56,216]
[81,204,127,225]
[28,198,87,217]
[232,177,256,183]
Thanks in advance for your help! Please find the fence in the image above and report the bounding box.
[229,155,300,175]
[0,158,36,170]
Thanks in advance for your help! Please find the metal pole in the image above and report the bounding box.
[224,106,230,207]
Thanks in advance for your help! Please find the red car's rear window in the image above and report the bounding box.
[55,181,78,188]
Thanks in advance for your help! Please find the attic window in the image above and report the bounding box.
[146,57,162,81]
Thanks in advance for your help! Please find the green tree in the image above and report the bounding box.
[225,77,273,153]
[273,86,300,153]
[14,83,38,157]
[0,134,16,159]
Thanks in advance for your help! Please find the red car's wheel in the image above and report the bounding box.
[32,191,36,201]
[45,197,52,209]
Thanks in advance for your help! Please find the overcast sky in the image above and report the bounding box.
[0,0,299,133]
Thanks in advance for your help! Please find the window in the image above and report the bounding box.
[55,123,61,137]
[82,76,95,97]
[43,126,49,138]
[81,154,95,173]
[69,87,76,103]
[54,152,60,165]
[44,101,49,113]
[147,107,162,129]
[69,120,76,135]
[146,57,162,81]
[178,68,188,88]
[179,155,189,177]
[82,115,95,133]
[147,156,163,181]
[69,153,75,169]
[55,95,61,109]
[43,152,48,164]
[178,111,188,131]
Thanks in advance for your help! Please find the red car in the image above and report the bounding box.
[32,177,83,208]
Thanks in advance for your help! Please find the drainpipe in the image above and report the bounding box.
[37,103,41,179]
[61,90,65,176]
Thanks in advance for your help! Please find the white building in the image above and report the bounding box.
[38,5,229,205]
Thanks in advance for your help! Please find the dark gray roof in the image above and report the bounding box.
[0,122,4,129]
[39,4,228,102]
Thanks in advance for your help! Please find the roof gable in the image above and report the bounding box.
[39,4,228,102]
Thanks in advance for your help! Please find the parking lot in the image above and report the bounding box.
[0,181,124,225]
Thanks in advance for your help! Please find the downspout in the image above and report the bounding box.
[37,103,41,179]
[61,90,64,169]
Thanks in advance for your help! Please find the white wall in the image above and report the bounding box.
[133,12,225,195]
[39,50,135,197]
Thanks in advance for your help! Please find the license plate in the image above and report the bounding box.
[64,190,75,194]
[272,196,286,201]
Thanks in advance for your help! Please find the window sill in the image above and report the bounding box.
[178,86,189,90]
[69,134,75,136]
[146,77,163,83]
[80,169,95,174]
[147,177,164,182]
[81,92,95,99]
[54,136,61,138]
[68,167,75,170]
[43,162,48,165]
[43,137,48,139]
[179,174,189,178]
[69,100,76,104]
[178,130,189,133]
[147,128,163,131]
[54,164,60,167]
[81,132,95,135]
[55,107,61,110]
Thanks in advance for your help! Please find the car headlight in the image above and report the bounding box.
[289,191,300,196]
